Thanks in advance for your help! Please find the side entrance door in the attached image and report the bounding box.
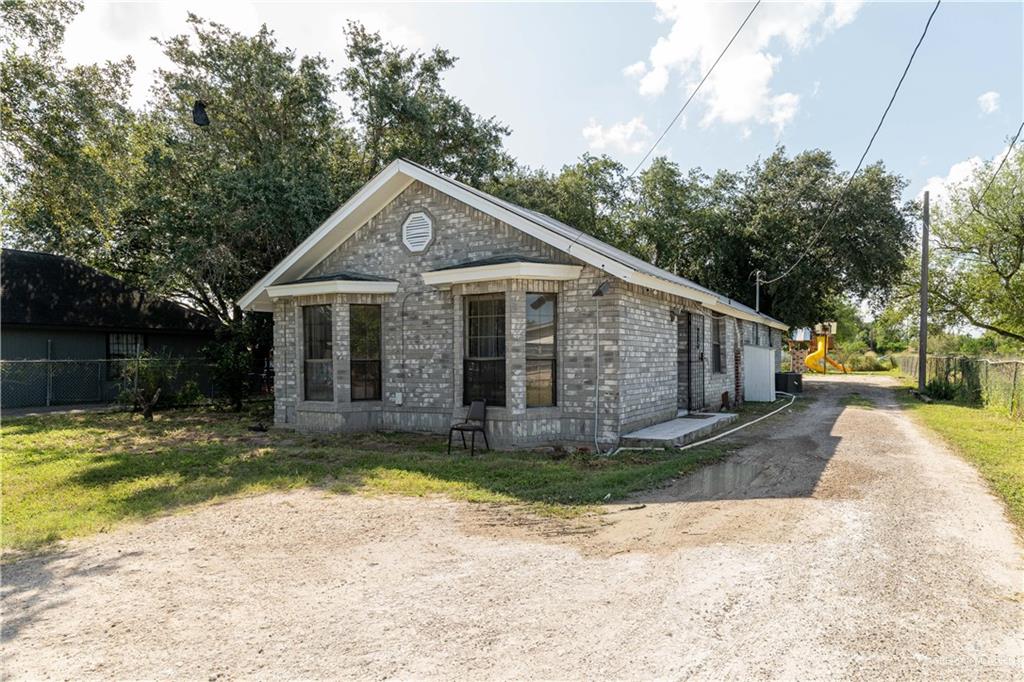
[688,312,706,411]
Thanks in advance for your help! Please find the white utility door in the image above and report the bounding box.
[743,345,775,402]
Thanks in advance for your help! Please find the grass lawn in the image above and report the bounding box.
[893,382,1024,533]
[839,392,876,409]
[1,399,793,553]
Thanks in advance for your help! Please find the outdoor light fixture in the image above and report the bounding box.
[192,100,210,127]
[592,280,610,297]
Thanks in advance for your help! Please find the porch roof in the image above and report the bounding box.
[267,271,399,298]
[421,258,583,288]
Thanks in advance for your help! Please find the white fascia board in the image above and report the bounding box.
[706,300,789,330]
[628,271,718,306]
[236,162,413,311]
[421,262,583,287]
[267,280,399,299]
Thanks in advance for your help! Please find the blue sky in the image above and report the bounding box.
[63,1,1022,202]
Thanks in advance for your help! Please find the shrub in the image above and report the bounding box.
[844,351,894,372]
[925,377,957,401]
[117,353,181,420]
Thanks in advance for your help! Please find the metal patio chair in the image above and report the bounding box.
[448,399,489,456]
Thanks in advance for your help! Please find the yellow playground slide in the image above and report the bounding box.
[805,335,849,374]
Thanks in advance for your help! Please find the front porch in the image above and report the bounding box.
[619,410,738,448]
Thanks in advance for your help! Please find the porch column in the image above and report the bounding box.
[506,286,527,418]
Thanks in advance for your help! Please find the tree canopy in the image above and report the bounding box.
[3,3,920,332]
[489,149,916,326]
[927,148,1024,342]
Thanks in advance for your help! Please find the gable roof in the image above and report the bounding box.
[237,159,787,330]
[1,249,217,333]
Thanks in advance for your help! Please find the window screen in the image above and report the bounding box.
[350,304,382,401]
[712,317,726,373]
[303,305,333,401]
[464,294,505,406]
[526,293,556,407]
[107,333,144,379]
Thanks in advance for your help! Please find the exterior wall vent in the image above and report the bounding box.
[402,211,433,253]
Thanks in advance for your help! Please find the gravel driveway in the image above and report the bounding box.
[3,375,1022,680]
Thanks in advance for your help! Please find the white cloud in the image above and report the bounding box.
[630,0,863,133]
[582,116,652,154]
[918,144,1018,209]
[977,91,1000,115]
[59,2,423,111]
[623,61,647,79]
[919,157,982,209]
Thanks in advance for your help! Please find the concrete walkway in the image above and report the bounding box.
[619,411,737,447]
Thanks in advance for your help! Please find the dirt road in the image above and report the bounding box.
[3,375,1022,679]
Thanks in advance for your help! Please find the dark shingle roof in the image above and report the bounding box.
[281,270,397,285]
[434,254,554,271]
[1,249,217,333]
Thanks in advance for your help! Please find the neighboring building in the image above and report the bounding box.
[1,249,216,408]
[239,159,786,448]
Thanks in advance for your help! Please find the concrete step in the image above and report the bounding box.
[619,412,738,448]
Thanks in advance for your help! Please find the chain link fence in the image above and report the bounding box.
[1,358,273,411]
[896,354,1023,419]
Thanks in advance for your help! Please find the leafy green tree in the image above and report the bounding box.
[1,0,141,273]
[631,159,720,273]
[341,21,512,184]
[928,149,1024,342]
[137,15,347,324]
[869,306,914,354]
[487,154,635,251]
[725,149,915,326]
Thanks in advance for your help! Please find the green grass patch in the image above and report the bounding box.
[892,385,1024,533]
[849,367,901,377]
[839,392,876,409]
[1,400,792,553]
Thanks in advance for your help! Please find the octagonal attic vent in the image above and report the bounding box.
[402,211,433,252]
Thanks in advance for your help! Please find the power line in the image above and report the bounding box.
[566,1,761,259]
[627,0,762,179]
[972,119,1023,212]
[760,0,942,286]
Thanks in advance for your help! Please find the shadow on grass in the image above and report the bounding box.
[4,398,815,555]
[4,409,749,540]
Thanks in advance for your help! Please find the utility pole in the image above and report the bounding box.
[754,270,762,312]
[918,190,929,393]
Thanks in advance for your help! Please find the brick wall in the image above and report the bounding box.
[271,178,772,447]
[273,180,627,447]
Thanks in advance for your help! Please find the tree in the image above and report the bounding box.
[341,21,513,184]
[1,0,141,274]
[724,149,915,326]
[928,148,1024,342]
[138,15,347,325]
[486,154,635,251]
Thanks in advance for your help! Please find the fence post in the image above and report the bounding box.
[1011,362,1020,419]
[97,361,103,401]
[46,340,52,407]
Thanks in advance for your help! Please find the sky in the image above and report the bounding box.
[60,1,1023,205]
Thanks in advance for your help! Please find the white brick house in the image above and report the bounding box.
[239,159,787,448]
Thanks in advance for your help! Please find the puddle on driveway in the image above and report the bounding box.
[674,460,782,500]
